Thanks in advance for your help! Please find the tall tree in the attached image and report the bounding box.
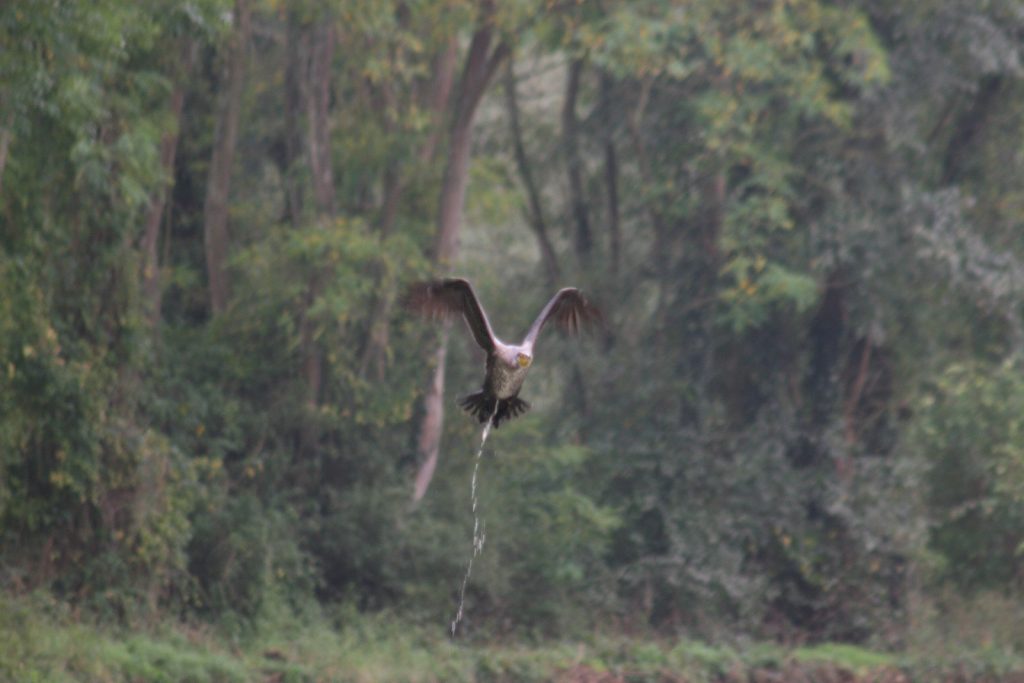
[504,59,560,288]
[599,72,621,280]
[297,19,337,412]
[359,36,459,380]
[202,0,251,315]
[141,39,196,326]
[305,23,336,218]
[281,9,306,226]
[0,113,11,198]
[413,0,510,502]
[562,57,592,264]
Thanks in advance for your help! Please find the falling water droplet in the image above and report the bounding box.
[451,403,498,638]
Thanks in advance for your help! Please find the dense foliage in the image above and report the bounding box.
[2,0,1024,646]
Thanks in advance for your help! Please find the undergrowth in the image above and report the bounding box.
[2,592,1023,682]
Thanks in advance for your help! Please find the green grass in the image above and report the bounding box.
[0,594,248,683]
[3,592,1024,682]
[793,642,896,672]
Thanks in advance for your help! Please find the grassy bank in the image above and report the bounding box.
[3,594,1022,683]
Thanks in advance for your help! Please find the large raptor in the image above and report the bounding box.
[406,278,601,427]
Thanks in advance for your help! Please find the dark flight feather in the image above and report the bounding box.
[404,278,496,352]
[523,287,602,347]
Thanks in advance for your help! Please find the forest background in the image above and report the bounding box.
[3,0,1024,680]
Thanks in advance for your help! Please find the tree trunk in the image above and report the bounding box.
[359,38,459,381]
[563,58,592,264]
[433,15,509,264]
[413,331,449,502]
[298,22,338,412]
[599,72,621,280]
[843,339,872,446]
[504,60,560,288]
[306,24,336,217]
[413,3,509,502]
[141,40,195,326]
[627,78,671,327]
[0,112,12,198]
[693,168,725,424]
[940,75,1002,185]
[282,10,305,226]
[202,0,251,315]
[418,39,459,165]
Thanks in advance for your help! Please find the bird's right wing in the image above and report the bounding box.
[404,278,497,353]
[522,287,602,349]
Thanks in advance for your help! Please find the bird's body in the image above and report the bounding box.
[487,345,530,399]
[406,278,600,427]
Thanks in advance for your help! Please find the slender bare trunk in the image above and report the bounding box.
[141,40,195,326]
[299,279,324,409]
[298,23,338,412]
[599,73,620,280]
[699,170,725,265]
[0,113,12,198]
[561,60,596,439]
[203,0,251,315]
[694,168,725,425]
[282,11,305,226]
[306,24,336,217]
[413,2,509,502]
[504,61,559,288]
[563,58,592,264]
[844,340,872,446]
[413,331,449,502]
[627,78,672,330]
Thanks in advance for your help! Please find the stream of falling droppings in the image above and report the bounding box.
[450,404,499,638]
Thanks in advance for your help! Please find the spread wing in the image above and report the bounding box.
[522,287,602,349]
[404,278,496,353]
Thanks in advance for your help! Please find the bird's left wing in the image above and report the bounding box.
[404,278,497,353]
[522,287,602,349]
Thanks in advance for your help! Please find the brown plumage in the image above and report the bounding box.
[405,277,601,427]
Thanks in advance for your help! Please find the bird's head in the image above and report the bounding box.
[516,352,532,368]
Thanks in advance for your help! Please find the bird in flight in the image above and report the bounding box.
[406,278,601,428]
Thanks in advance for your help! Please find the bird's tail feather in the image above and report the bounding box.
[459,392,529,428]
